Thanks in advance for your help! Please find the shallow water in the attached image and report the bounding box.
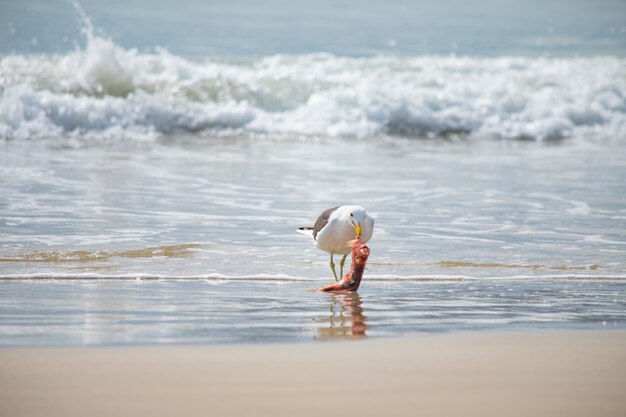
[1,136,626,346]
[1,278,625,347]
[1,137,625,279]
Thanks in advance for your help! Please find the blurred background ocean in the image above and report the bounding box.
[1,0,625,140]
[3,0,626,57]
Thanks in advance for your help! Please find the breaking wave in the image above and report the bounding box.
[1,12,625,141]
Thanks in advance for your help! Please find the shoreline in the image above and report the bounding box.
[2,330,625,417]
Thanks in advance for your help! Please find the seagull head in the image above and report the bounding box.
[349,208,367,239]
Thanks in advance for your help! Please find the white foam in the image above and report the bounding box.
[2,272,625,281]
[1,25,625,141]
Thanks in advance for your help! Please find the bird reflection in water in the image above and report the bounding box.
[314,292,367,340]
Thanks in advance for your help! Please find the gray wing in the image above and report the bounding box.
[312,206,340,241]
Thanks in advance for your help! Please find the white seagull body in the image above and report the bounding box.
[299,205,374,280]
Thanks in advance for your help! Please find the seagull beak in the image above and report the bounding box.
[352,222,362,239]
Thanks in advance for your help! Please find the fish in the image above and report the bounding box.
[318,239,370,292]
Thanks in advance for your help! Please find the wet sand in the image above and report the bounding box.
[1,331,625,417]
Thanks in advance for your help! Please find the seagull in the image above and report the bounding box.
[298,205,374,281]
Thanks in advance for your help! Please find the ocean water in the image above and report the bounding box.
[1,0,625,346]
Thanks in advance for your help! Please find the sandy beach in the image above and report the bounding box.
[1,330,625,417]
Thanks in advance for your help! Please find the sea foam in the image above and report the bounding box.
[1,22,625,141]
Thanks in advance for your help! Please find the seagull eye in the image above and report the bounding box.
[350,213,354,217]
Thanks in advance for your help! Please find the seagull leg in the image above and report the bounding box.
[330,254,338,281]
[339,254,348,278]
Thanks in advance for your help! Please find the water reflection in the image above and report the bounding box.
[314,292,368,340]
